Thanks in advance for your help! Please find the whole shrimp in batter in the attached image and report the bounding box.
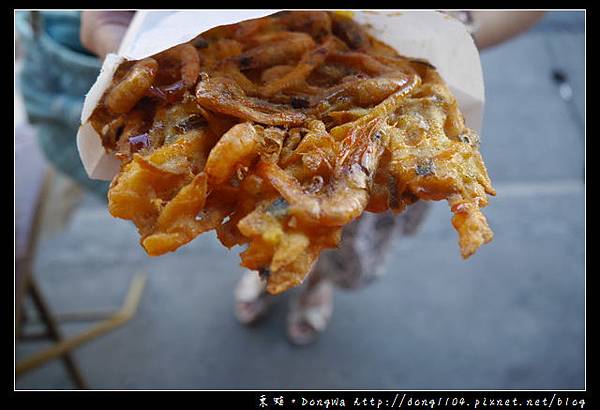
[205,122,262,185]
[105,58,158,114]
[258,119,387,227]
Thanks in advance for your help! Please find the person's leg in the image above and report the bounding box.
[233,267,334,333]
[285,202,430,345]
[234,203,430,338]
[232,256,334,343]
[284,213,373,346]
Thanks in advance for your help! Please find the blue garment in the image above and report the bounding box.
[16,11,110,199]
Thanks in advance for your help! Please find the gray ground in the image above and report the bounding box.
[15,11,585,390]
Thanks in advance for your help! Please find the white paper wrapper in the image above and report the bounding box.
[77,10,484,180]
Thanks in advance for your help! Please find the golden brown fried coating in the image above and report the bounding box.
[89,11,495,294]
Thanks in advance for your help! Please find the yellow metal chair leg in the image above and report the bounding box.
[16,272,147,381]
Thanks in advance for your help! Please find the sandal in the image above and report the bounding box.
[234,270,274,326]
[286,279,334,346]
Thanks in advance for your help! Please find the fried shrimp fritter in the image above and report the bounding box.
[88,11,495,294]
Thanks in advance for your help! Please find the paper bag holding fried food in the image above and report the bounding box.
[77,10,494,294]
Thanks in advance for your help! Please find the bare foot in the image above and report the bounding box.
[286,279,333,345]
[234,271,273,326]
